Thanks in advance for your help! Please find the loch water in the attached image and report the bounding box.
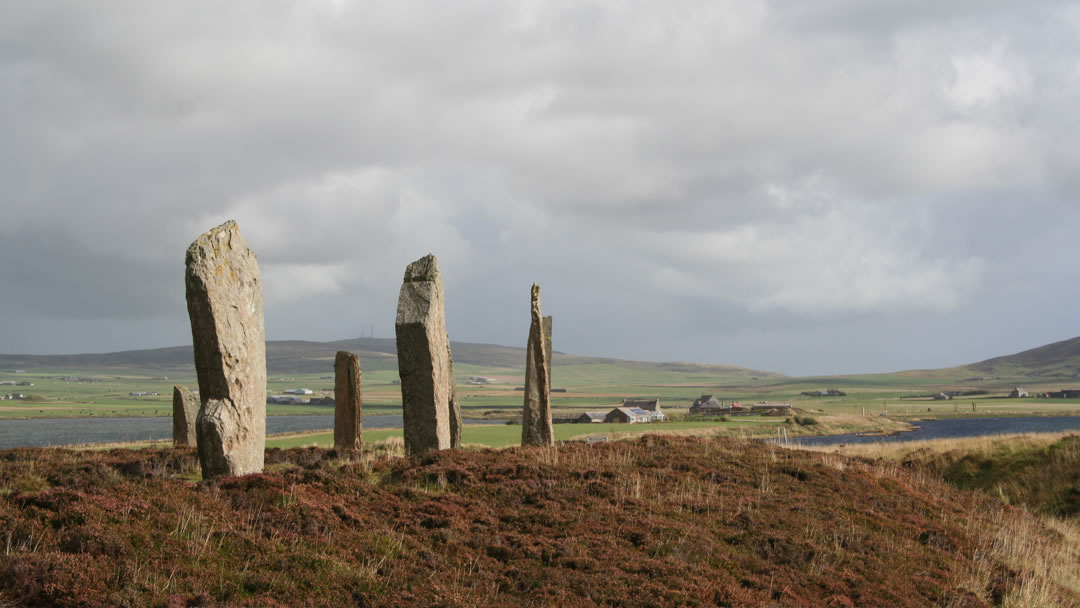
[0,414,496,449]
[793,415,1080,447]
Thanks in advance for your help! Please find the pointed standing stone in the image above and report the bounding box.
[185,220,266,479]
[172,385,198,446]
[522,284,554,446]
[395,254,460,454]
[334,351,363,452]
[448,342,461,449]
[543,315,552,376]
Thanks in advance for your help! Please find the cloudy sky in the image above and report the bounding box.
[1,1,1078,375]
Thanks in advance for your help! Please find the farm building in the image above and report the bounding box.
[690,395,727,415]
[800,388,847,397]
[268,396,306,405]
[1009,387,1028,398]
[622,399,664,421]
[605,407,652,424]
[576,412,607,423]
[750,402,792,415]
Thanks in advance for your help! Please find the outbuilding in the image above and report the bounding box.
[690,395,728,416]
[604,407,652,424]
[622,398,664,421]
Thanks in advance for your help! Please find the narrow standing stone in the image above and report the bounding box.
[395,254,460,454]
[185,220,266,479]
[447,343,462,449]
[334,351,363,452]
[522,283,554,446]
[172,385,198,446]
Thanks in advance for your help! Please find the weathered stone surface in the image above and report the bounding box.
[334,351,363,452]
[172,385,198,446]
[185,220,266,479]
[544,317,552,360]
[448,343,461,449]
[522,284,554,446]
[395,254,460,454]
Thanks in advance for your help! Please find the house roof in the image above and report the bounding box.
[580,412,607,420]
[622,399,660,411]
[692,395,723,407]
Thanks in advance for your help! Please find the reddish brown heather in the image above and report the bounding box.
[0,436,1066,607]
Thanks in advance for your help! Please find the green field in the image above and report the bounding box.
[4,360,1080,425]
[263,410,920,450]
[4,336,1080,432]
[267,418,808,449]
[0,369,406,419]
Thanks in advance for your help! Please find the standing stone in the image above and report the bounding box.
[185,220,266,479]
[172,385,198,446]
[543,317,552,373]
[334,351,363,452]
[522,284,554,446]
[395,254,461,454]
[447,343,462,449]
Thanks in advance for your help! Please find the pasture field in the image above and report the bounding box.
[263,414,913,450]
[2,358,1079,431]
[0,369,405,419]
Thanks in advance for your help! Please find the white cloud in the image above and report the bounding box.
[637,178,986,315]
[948,47,1031,107]
[262,262,351,303]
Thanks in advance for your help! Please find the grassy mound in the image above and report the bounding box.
[1,436,1077,607]
[899,434,1080,519]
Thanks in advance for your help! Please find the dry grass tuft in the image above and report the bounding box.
[795,432,1080,606]
[797,431,1076,460]
[956,506,1080,607]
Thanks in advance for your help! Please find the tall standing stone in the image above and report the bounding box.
[522,284,554,446]
[395,254,461,454]
[334,351,363,452]
[172,385,198,446]
[447,343,462,449]
[185,220,266,479]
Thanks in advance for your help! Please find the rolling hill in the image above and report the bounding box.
[965,336,1080,378]
[0,337,780,378]
[3,335,1080,382]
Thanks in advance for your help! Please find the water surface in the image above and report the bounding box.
[0,415,495,449]
[794,416,1080,447]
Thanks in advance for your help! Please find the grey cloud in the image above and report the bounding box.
[0,227,181,321]
[0,1,1076,374]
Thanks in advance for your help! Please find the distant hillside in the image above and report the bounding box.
[966,336,1080,379]
[0,338,779,378]
[6,335,1080,381]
